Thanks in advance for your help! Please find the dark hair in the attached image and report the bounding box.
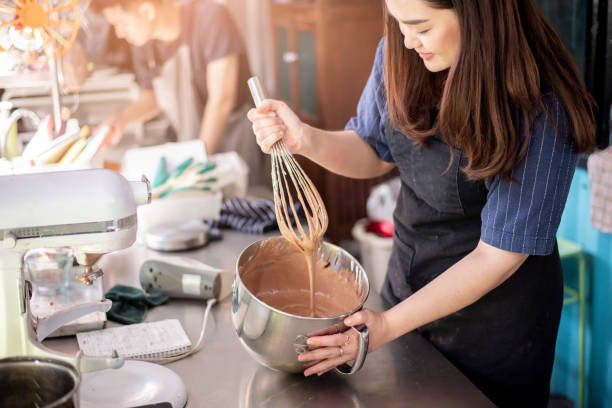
[384,0,597,181]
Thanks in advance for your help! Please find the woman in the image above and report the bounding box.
[248,0,596,406]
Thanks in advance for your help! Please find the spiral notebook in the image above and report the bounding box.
[76,319,192,359]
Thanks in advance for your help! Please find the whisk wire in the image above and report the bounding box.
[270,140,328,251]
[277,151,306,239]
[283,151,320,235]
[281,142,328,234]
[271,144,305,246]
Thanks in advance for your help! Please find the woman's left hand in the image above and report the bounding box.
[299,308,391,376]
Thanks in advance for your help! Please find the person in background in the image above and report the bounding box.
[248,0,596,406]
[91,0,265,186]
[60,13,131,93]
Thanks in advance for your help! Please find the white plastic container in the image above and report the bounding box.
[351,218,393,295]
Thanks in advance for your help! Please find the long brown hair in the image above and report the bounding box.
[385,0,597,180]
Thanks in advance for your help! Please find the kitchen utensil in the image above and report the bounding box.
[143,219,213,251]
[136,192,223,244]
[0,356,80,408]
[24,247,74,296]
[139,255,221,299]
[247,76,328,253]
[232,237,370,374]
[30,276,107,338]
[0,168,151,373]
[79,360,187,408]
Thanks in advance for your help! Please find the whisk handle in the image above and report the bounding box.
[247,76,266,108]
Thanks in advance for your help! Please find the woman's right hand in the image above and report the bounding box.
[247,99,309,155]
[299,308,392,376]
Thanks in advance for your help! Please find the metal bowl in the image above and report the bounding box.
[231,237,370,374]
[0,357,80,408]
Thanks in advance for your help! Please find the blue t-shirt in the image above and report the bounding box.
[346,38,578,256]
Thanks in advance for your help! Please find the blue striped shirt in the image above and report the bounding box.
[346,38,578,255]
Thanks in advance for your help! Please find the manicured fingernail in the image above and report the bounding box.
[345,318,353,325]
[306,339,313,345]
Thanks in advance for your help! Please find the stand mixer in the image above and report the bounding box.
[0,168,151,372]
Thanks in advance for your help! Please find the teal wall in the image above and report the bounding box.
[552,167,612,407]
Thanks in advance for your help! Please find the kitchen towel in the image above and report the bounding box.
[105,284,168,325]
[208,197,301,234]
[587,147,612,233]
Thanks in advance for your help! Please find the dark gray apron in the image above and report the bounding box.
[383,120,563,407]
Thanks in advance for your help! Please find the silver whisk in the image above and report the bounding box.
[248,76,328,252]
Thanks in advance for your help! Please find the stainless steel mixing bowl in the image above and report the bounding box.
[231,237,370,374]
[0,357,80,408]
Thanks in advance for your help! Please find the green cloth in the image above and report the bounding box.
[105,284,168,324]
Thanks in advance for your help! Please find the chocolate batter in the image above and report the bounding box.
[240,237,361,317]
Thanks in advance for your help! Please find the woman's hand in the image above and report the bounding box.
[247,99,309,155]
[298,308,391,376]
[98,119,124,148]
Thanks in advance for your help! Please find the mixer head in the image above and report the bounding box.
[0,169,151,259]
[0,0,79,64]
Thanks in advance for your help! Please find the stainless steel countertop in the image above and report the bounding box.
[45,230,494,407]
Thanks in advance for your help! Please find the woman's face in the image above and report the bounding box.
[386,0,461,72]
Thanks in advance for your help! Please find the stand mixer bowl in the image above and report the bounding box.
[0,357,80,408]
[231,237,370,374]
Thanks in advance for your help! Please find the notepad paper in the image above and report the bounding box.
[77,319,192,359]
